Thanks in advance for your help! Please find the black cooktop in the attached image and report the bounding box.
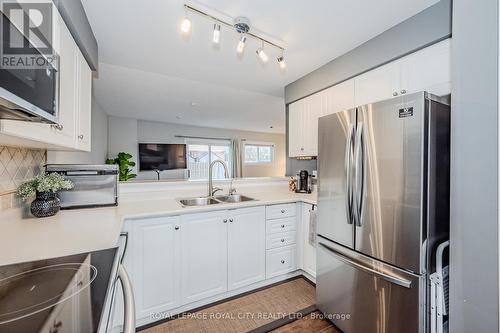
[0,248,118,333]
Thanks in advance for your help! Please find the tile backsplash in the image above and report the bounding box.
[0,146,46,211]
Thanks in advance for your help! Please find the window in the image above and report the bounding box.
[186,140,232,180]
[244,142,274,164]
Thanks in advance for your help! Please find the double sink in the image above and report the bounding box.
[178,194,256,207]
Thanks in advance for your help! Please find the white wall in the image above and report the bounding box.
[47,100,109,164]
[107,116,286,180]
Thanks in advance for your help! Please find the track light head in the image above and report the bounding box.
[256,48,269,63]
[277,56,286,69]
[236,35,247,54]
[213,24,221,44]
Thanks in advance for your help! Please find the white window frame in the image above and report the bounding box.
[185,138,232,180]
[243,141,275,165]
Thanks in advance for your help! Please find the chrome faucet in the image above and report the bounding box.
[208,160,229,197]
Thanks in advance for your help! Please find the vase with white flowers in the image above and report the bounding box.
[17,173,74,218]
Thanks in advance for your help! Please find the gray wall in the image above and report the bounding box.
[284,0,451,104]
[47,99,108,164]
[449,0,499,332]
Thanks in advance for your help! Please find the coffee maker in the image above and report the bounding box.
[295,170,312,193]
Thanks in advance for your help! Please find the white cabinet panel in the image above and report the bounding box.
[354,60,401,107]
[131,216,181,319]
[227,207,266,290]
[401,39,451,96]
[181,211,228,304]
[75,50,92,151]
[323,80,355,115]
[301,203,316,278]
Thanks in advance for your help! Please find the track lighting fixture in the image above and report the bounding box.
[180,4,286,70]
[212,23,221,44]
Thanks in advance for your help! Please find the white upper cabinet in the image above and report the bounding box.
[400,38,451,96]
[227,207,266,290]
[354,60,401,106]
[0,7,92,151]
[75,50,92,151]
[181,211,228,304]
[289,38,451,157]
[323,79,355,116]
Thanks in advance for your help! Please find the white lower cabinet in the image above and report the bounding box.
[181,210,228,304]
[227,207,266,290]
[131,216,181,319]
[118,204,304,328]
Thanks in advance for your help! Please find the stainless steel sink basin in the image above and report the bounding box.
[214,194,256,203]
[178,197,220,207]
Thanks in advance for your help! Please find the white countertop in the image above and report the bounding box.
[0,187,316,266]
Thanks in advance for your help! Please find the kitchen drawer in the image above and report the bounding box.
[266,217,296,234]
[266,203,296,220]
[266,231,296,249]
[266,245,296,279]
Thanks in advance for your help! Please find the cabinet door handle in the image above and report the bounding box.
[392,91,398,96]
[281,239,285,243]
[223,219,228,223]
[174,226,180,230]
[78,134,84,140]
[400,89,407,94]
[229,218,233,223]
[281,260,285,264]
[281,209,285,213]
[281,224,285,228]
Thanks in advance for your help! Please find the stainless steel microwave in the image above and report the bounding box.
[0,12,59,123]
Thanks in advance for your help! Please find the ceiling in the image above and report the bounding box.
[81,0,439,133]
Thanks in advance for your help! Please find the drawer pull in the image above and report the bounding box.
[229,218,234,223]
[281,224,285,228]
[281,239,285,242]
[281,209,285,213]
[223,219,228,223]
[281,260,285,264]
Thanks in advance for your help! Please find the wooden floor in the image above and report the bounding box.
[269,311,341,333]
[140,277,318,333]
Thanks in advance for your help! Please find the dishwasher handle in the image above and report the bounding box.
[118,264,136,333]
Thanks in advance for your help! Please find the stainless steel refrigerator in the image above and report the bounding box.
[316,92,450,333]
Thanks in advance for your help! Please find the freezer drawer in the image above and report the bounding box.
[316,237,424,333]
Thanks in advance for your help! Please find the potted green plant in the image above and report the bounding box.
[17,173,74,218]
[106,152,137,181]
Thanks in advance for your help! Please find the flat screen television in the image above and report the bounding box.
[139,143,187,171]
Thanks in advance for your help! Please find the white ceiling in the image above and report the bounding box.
[82,0,439,133]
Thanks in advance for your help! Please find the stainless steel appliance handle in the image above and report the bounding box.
[353,122,365,226]
[318,242,412,289]
[118,264,136,333]
[344,124,355,224]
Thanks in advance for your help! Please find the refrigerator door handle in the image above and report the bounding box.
[318,242,412,289]
[344,124,355,224]
[353,122,365,226]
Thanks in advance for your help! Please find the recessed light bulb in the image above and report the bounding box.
[213,24,221,44]
[236,36,247,54]
[256,48,268,63]
[277,56,286,69]
[181,17,191,33]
